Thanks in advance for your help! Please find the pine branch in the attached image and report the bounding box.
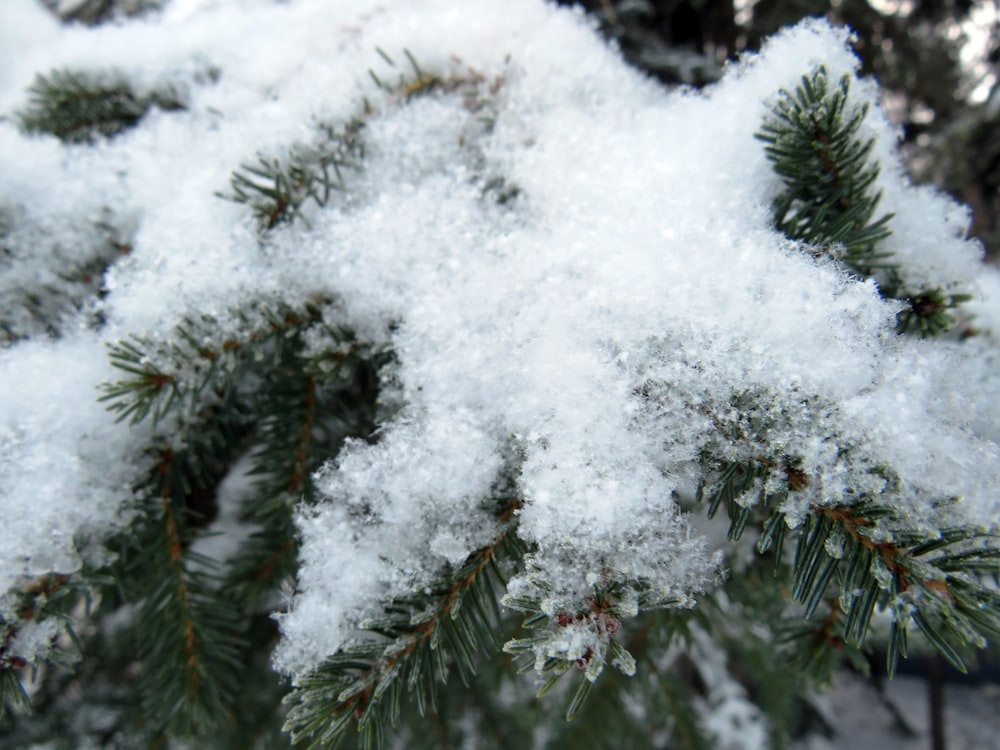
[223,50,507,233]
[503,600,625,719]
[0,669,30,721]
[99,300,327,425]
[756,66,894,276]
[18,69,183,144]
[0,574,78,719]
[221,359,318,610]
[0,603,157,746]
[696,382,1000,687]
[98,297,390,738]
[105,376,252,735]
[124,416,248,734]
[545,613,714,750]
[369,48,503,113]
[503,572,688,722]
[706,454,1000,678]
[41,0,163,26]
[756,66,971,337]
[140,500,243,731]
[896,287,974,337]
[224,119,365,231]
[223,332,384,611]
[283,495,523,750]
[368,48,444,100]
[0,211,132,344]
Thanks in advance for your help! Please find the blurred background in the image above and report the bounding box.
[557,0,1000,261]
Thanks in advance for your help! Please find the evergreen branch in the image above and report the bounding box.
[757,66,976,337]
[529,611,715,749]
[896,287,974,337]
[223,119,365,231]
[368,48,443,100]
[101,297,387,736]
[779,598,869,680]
[0,604,166,747]
[503,574,687,722]
[224,51,504,233]
[0,574,70,661]
[127,434,247,734]
[0,573,77,718]
[223,332,383,611]
[40,0,163,26]
[100,300,326,425]
[0,568,121,726]
[756,66,894,277]
[698,453,806,547]
[371,48,501,110]
[0,214,132,345]
[0,669,30,719]
[220,364,317,610]
[100,304,384,739]
[706,455,1000,677]
[283,496,523,750]
[18,69,183,144]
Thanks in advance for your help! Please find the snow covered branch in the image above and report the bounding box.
[1,1,999,747]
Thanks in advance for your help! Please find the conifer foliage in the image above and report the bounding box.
[18,69,184,144]
[756,66,972,336]
[1,3,999,749]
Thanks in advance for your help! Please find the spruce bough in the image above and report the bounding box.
[1,5,998,749]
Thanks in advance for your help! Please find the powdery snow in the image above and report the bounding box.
[0,334,142,599]
[0,0,997,686]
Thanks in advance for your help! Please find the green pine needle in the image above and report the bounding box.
[756,66,894,277]
[703,452,1000,680]
[283,501,523,750]
[757,66,972,336]
[223,120,364,231]
[18,69,183,144]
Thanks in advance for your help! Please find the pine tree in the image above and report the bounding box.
[1,3,999,749]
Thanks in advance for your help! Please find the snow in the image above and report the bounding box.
[690,626,770,750]
[0,335,142,600]
[0,0,997,696]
